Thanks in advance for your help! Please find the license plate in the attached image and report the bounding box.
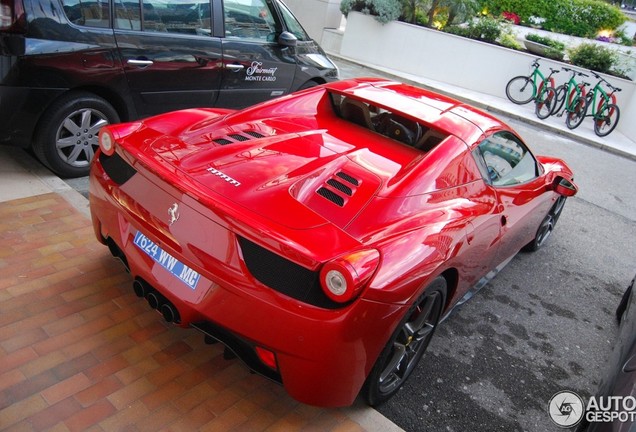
[133,231,200,290]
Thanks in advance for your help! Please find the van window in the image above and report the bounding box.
[276,0,308,41]
[224,0,280,41]
[62,0,110,28]
[114,0,212,35]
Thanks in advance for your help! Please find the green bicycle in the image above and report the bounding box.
[505,59,559,105]
[576,72,622,137]
[547,68,593,130]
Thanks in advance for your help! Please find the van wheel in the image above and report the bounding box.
[34,92,120,178]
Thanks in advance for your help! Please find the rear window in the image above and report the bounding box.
[331,93,448,152]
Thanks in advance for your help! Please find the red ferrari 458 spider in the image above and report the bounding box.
[89,78,577,407]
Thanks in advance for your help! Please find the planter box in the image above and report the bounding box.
[524,40,565,61]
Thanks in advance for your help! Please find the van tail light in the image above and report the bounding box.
[320,249,380,303]
[0,0,26,33]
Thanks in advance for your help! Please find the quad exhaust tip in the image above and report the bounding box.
[132,279,181,324]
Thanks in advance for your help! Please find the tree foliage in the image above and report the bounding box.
[340,0,403,24]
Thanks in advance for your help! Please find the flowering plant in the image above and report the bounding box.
[502,11,520,25]
[528,16,546,27]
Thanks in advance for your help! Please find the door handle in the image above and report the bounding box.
[127,59,154,67]
[226,63,244,72]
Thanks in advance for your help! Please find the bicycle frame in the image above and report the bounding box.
[560,69,588,115]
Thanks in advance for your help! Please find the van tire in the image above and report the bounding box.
[34,92,120,178]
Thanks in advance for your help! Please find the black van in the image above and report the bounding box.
[0,0,338,177]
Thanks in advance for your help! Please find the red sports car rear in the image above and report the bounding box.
[89,79,577,406]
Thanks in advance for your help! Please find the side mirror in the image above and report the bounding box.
[554,177,578,197]
[278,31,297,47]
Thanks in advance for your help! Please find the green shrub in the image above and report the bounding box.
[478,0,625,37]
[568,43,617,74]
[340,0,403,24]
[499,31,523,50]
[443,16,502,42]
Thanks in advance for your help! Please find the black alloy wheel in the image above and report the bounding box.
[363,277,446,406]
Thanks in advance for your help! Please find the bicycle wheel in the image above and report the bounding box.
[505,76,536,105]
[594,103,620,137]
[565,95,588,130]
[550,84,566,115]
[535,87,557,120]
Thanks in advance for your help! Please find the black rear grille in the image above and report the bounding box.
[316,187,345,207]
[326,179,352,196]
[213,130,267,145]
[214,138,233,145]
[238,237,341,309]
[316,170,360,207]
[336,171,359,186]
[99,152,137,185]
[228,133,250,142]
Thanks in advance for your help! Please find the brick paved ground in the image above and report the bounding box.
[0,193,393,431]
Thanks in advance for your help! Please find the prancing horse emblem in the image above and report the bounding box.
[168,203,180,226]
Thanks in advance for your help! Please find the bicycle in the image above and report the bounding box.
[547,68,591,130]
[580,72,622,137]
[534,71,560,120]
[505,59,559,105]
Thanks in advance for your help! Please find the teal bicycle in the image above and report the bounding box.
[570,71,622,137]
[505,59,559,105]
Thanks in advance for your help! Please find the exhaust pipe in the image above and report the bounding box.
[132,280,147,298]
[160,303,180,323]
[146,291,162,309]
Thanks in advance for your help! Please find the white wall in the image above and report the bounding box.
[284,0,344,43]
[338,12,636,139]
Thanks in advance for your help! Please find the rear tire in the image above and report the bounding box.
[550,84,566,116]
[363,277,446,406]
[33,92,120,178]
[565,95,588,130]
[535,87,557,119]
[594,103,620,137]
[505,76,536,105]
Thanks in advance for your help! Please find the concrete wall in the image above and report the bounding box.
[284,0,344,43]
[338,12,636,139]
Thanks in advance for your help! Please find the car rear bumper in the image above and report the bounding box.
[88,156,406,407]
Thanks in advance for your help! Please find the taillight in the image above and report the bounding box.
[98,122,141,156]
[320,250,380,303]
[98,127,115,156]
[0,0,26,32]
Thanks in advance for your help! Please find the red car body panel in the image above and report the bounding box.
[89,78,577,406]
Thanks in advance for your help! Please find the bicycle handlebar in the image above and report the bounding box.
[562,67,589,78]
[590,71,622,92]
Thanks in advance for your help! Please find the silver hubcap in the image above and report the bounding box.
[55,108,109,168]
